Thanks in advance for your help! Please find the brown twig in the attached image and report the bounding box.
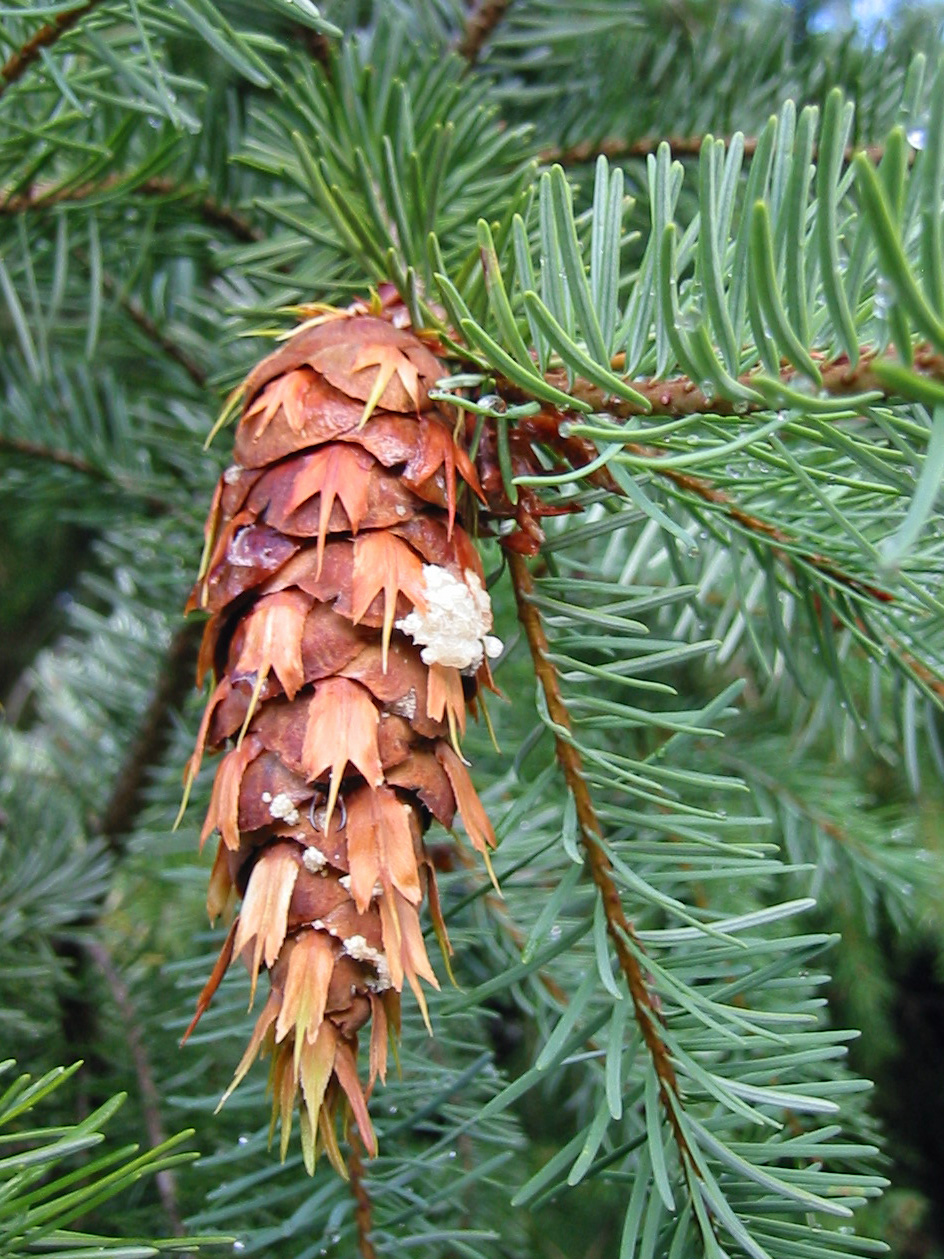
[519,343,944,421]
[540,134,893,168]
[1,174,262,242]
[54,623,202,1212]
[519,402,892,602]
[301,27,333,74]
[896,646,944,699]
[455,0,513,64]
[0,0,102,99]
[621,439,894,603]
[0,433,103,478]
[498,343,944,603]
[0,434,170,512]
[94,619,203,850]
[507,550,696,1179]
[85,938,185,1236]
[347,1132,378,1259]
[72,249,207,389]
[107,278,207,389]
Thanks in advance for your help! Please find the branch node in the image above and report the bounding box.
[456,0,512,65]
[507,551,694,1173]
[0,1,102,99]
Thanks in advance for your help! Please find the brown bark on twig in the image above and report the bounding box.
[518,403,898,629]
[507,551,695,1176]
[508,343,944,422]
[55,621,203,1229]
[0,434,170,513]
[72,248,207,389]
[0,174,262,243]
[347,1133,378,1259]
[0,434,104,479]
[94,619,203,851]
[620,439,894,603]
[85,938,185,1236]
[456,0,513,64]
[541,133,893,167]
[104,274,207,390]
[498,343,944,604]
[0,0,102,99]
[512,406,891,603]
[301,28,333,74]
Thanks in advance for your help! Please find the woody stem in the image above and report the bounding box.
[507,550,695,1175]
[347,1132,378,1259]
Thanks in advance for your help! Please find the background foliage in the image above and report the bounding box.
[3,1,944,1256]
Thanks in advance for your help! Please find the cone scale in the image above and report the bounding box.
[183,309,500,1172]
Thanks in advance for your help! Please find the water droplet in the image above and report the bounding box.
[907,119,928,151]
[874,276,894,318]
[679,309,699,332]
[237,1134,249,1145]
[477,393,507,414]
[448,1149,457,1159]
[549,923,562,940]
[733,399,749,415]
[233,1244,245,1253]
[699,380,714,399]
[388,1104,398,1114]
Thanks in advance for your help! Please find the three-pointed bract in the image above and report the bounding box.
[183,312,499,1170]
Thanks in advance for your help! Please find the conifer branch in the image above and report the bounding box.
[540,134,892,167]
[0,433,170,511]
[456,0,513,64]
[74,249,208,389]
[501,343,941,603]
[508,550,696,1178]
[516,406,893,601]
[0,0,103,99]
[346,1133,377,1259]
[0,433,104,479]
[94,619,202,852]
[107,280,207,389]
[441,842,573,1007]
[620,443,894,603]
[85,937,185,1238]
[504,343,944,421]
[300,27,334,74]
[0,176,262,243]
[720,754,859,854]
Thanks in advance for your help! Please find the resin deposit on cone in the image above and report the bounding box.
[182,311,500,1173]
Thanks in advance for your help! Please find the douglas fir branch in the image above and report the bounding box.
[181,304,502,1173]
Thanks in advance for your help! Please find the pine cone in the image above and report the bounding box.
[182,308,501,1172]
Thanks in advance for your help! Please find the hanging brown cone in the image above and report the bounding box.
[180,305,502,1175]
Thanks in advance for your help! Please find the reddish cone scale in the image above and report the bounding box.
[183,310,499,1173]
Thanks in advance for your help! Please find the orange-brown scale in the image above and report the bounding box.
[183,312,498,1174]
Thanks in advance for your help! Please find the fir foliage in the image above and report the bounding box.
[3,2,944,1257]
